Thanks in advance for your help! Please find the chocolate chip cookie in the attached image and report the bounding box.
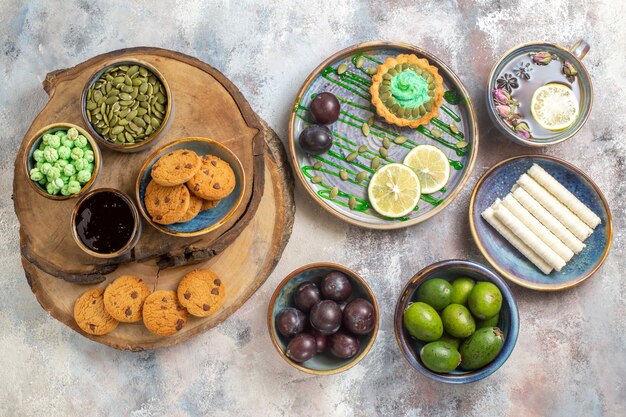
[103,275,151,323]
[187,155,236,200]
[177,269,225,317]
[144,180,190,224]
[142,290,189,336]
[177,192,203,223]
[74,288,119,336]
[151,149,202,186]
[201,198,220,211]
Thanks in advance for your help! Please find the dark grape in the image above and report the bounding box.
[286,333,317,363]
[276,307,306,338]
[321,271,352,302]
[310,92,340,124]
[329,330,360,359]
[309,300,342,335]
[312,331,328,352]
[343,298,376,335]
[294,281,321,312]
[298,125,333,155]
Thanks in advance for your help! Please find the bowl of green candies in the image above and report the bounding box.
[24,123,101,200]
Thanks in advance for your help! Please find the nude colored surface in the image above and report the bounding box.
[1,0,625,415]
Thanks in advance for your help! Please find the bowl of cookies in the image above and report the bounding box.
[135,137,245,237]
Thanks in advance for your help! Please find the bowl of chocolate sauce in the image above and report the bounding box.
[72,188,141,258]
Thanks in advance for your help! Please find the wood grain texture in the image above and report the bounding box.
[24,121,295,351]
[13,48,268,282]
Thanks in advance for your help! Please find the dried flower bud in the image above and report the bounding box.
[532,51,553,65]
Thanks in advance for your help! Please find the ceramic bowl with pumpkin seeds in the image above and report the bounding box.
[82,60,172,152]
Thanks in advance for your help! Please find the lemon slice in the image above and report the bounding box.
[530,83,579,131]
[368,163,421,218]
[403,145,450,194]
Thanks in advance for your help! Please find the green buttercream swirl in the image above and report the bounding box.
[389,70,430,108]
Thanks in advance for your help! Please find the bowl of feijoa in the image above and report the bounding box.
[394,259,519,383]
[268,262,379,375]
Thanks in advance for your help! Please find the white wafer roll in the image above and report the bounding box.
[502,194,574,262]
[512,187,585,254]
[481,205,553,274]
[493,200,566,271]
[517,174,593,241]
[528,164,601,228]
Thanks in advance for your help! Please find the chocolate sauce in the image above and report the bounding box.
[75,192,135,254]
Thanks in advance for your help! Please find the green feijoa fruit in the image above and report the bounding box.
[420,341,461,373]
[459,327,504,370]
[436,333,461,350]
[403,302,443,342]
[468,282,502,320]
[415,278,452,311]
[450,277,475,305]
[441,304,476,338]
[476,313,500,329]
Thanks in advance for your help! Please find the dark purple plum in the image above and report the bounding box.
[329,330,360,359]
[286,333,316,362]
[276,307,306,338]
[343,298,376,335]
[310,92,340,124]
[312,331,328,352]
[321,271,352,302]
[294,281,321,312]
[298,125,333,155]
[309,300,342,335]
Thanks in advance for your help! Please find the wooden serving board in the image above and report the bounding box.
[23,122,295,350]
[13,47,266,283]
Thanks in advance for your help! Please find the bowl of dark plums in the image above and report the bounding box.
[268,262,379,375]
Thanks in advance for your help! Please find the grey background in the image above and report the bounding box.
[1,0,625,416]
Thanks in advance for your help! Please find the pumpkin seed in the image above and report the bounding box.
[313,161,322,169]
[348,197,357,210]
[379,147,388,158]
[105,96,118,105]
[371,156,381,170]
[361,123,370,137]
[132,78,143,86]
[339,170,348,181]
[86,101,97,110]
[367,116,376,126]
[127,65,139,76]
[450,123,460,134]
[394,135,408,144]
[383,137,391,149]
[358,145,368,153]
[337,63,348,75]
[367,67,377,75]
[355,171,367,183]
[133,117,146,128]
[457,140,468,148]
[329,186,339,200]
[430,129,442,138]
[355,56,365,69]
[346,152,358,162]
[111,126,125,135]
[311,175,322,184]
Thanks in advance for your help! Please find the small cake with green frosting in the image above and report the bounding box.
[370,54,444,128]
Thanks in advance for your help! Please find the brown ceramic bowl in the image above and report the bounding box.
[81,59,173,153]
[71,188,141,259]
[267,262,379,375]
[24,123,101,200]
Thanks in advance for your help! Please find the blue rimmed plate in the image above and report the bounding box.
[469,155,612,291]
[135,137,245,237]
[394,259,519,384]
[288,41,479,229]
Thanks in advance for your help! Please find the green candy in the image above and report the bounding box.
[42,133,55,146]
[67,180,81,194]
[67,127,79,140]
[73,158,87,171]
[69,174,77,183]
[29,168,44,182]
[40,162,53,175]
[85,162,94,173]
[46,182,60,195]
[63,164,76,176]
[77,170,91,184]
[58,146,71,160]
[43,147,59,162]
[46,166,61,181]
[52,178,64,189]
[83,150,94,163]
[33,149,44,162]
[60,185,71,196]
[54,130,65,137]
[61,138,75,148]
[74,135,88,148]
[47,135,61,149]
[54,159,68,169]
[71,147,84,160]
[38,178,47,185]
[35,161,43,169]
